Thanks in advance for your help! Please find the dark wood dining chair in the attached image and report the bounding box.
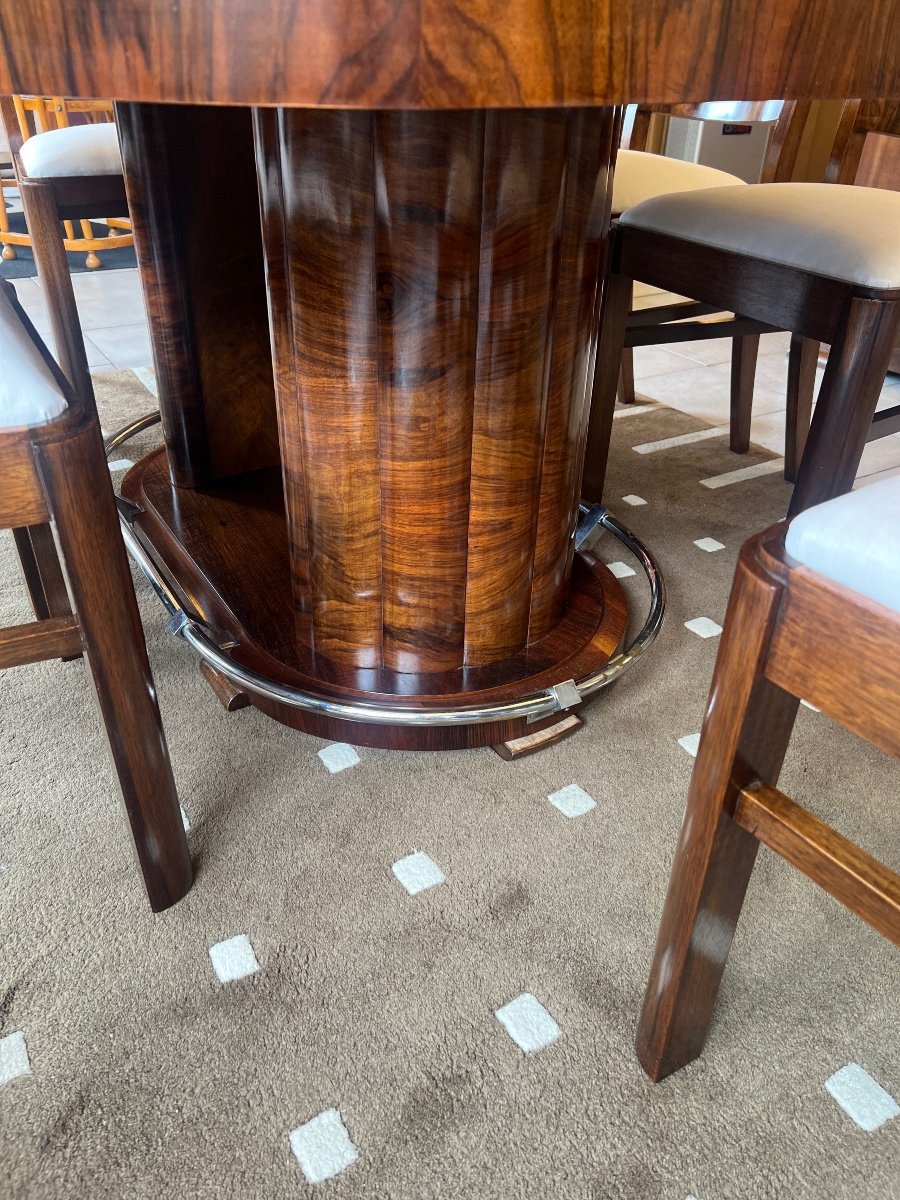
[613,100,810,458]
[637,478,900,1081]
[585,179,900,515]
[0,95,128,399]
[0,276,191,912]
[783,100,900,457]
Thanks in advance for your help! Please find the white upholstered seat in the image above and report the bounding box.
[19,122,123,179]
[612,149,744,214]
[619,182,900,290]
[0,284,68,429]
[785,477,900,614]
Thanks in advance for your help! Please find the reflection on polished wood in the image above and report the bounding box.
[253,107,614,681]
[116,103,279,488]
[10,0,897,752]
[122,450,628,750]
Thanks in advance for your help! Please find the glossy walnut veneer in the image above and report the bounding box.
[1,1,898,108]
[122,448,628,750]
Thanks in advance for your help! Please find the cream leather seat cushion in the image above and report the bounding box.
[785,477,900,614]
[620,182,900,290]
[0,285,68,429]
[613,149,745,214]
[19,122,122,179]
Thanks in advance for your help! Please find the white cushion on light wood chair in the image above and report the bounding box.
[0,285,68,429]
[786,477,900,614]
[619,182,900,289]
[612,149,745,214]
[19,122,122,179]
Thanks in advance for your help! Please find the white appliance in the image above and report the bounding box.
[664,114,776,182]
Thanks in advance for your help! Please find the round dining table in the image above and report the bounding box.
[1,1,897,752]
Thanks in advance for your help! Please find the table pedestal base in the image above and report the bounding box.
[122,449,628,751]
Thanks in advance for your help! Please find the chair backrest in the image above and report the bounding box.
[622,100,811,184]
[0,277,75,429]
[0,94,116,173]
[825,100,900,185]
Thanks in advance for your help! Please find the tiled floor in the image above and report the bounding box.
[8,267,900,486]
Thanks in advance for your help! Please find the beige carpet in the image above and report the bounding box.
[1,372,898,1199]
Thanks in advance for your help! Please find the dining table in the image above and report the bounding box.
[1,1,897,754]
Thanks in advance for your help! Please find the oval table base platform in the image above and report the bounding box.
[119,446,645,751]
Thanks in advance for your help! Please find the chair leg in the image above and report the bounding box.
[13,523,71,621]
[617,347,636,404]
[729,334,759,454]
[789,296,900,515]
[784,336,818,484]
[636,544,800,1081]
[583,271,633,503]
[12,523,81,660]
[19,178,95,409]
[35,417,192,912]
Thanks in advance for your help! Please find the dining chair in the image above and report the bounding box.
[613,100,810,461]
[636,478,900,1081]
[0,276,191,912]
[584,179,900,515]
[783,100,900,456]
[0,95,129,400]
[0,95,132,269]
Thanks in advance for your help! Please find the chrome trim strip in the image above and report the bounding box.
[107,419,665,728]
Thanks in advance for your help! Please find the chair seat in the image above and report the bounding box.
[0,285,68,428]
[19,122,123,179]
[619,182,900,290]
[612,149,744,214]
[786,477,900,614]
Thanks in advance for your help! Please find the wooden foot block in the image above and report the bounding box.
[492,712,582,760]
[199,659,250,712]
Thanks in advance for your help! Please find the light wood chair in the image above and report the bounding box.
[0,95,132,269]
[637,480,900,1080]
[613,100,810,461]
[0,276,191,912]
[585,175,900,515]
[0,95,129,401]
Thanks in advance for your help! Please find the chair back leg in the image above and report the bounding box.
[583,271,633,503]
[34,418,192,911]
[784,335,818,483]
[19,178,95,406]
[13,523,81,660]
[728,334,759,454]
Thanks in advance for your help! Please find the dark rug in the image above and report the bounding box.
[0,209,137,279]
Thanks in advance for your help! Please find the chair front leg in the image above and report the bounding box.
[636,543,799,1081]
[35,417,192,912]
[789,296,900,515]
[729,333,759,454]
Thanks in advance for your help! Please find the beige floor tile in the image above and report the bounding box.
[635,361,788,425]
[631,345,707,380]
[85,323,152,369]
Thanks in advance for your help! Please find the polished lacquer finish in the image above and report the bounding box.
[120,107,628,748]
[254,107,616,673]
[1,1,898,108]
[7,1,899,749]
